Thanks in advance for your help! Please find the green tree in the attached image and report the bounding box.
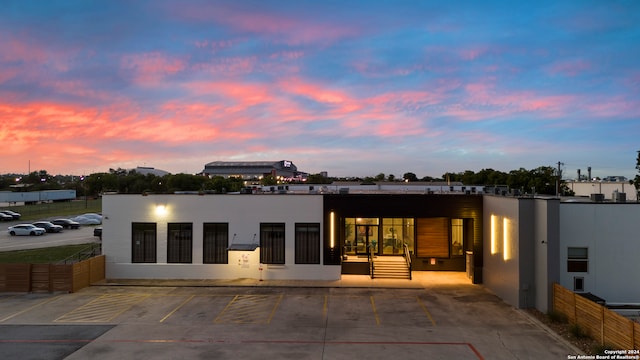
[261,175,278,186]
[166,173,205,192]
[403,172,418,182]
[635,151,640,201]
[307,173,332,184]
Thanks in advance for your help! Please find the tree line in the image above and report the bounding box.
[0,165,584,197]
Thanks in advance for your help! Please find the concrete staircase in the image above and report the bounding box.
[372,256,411,279]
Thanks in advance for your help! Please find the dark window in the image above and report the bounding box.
[132,222,156,263]
[574,277,584,292]
[567,247,588,272]
[295,223,320,264]
[203,223,229,264]
[167,223,193,263]
[260,223,285,264]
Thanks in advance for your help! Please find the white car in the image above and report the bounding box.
[71,213,102,225]
[8,224,46,236]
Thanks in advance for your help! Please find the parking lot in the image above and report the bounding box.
[0,273,579,360]
[0,219,100,252]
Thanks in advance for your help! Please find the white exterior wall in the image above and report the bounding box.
[102,194,340,281]
[565,181,637,201]
[483,196,523,308]
[559,203,640,304]
[483,196,559,310]
[532,198,560,313]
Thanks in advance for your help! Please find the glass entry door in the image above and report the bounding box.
[355,224,378,256]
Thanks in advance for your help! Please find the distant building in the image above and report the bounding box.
[602,176,628,182]
[565,180,637,201]
[132,167,170,177]
[201,160,306,181]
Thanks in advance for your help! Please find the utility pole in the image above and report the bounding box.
[556,161,564,197]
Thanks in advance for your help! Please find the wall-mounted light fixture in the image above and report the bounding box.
[155,204,168,216]
[503,218,511,261]
[490,215,498,255]
[330,211,335,248]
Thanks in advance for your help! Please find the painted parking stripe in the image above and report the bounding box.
[370,296,381,326]
[416,296,437,326]
[159,295,195,323]
[55,293,150,323]
[214,295,283,324]
[0,295,63,323]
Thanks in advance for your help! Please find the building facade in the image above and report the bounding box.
[201,160,305,181]
[102,189,640,313]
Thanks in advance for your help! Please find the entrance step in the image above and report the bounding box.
[372,256,411,279]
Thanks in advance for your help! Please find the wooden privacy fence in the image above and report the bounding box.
[0,255,105,293]
[553,283,640,350]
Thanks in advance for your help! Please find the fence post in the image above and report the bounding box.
[601,305,605,346]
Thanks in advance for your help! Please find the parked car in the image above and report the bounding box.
[8,224,46,236]
[0,213,13,221]
[71,213,102,225]
[51,218,81,229]
[32,221,64,233]
[0,210,21,220]
[94,226,102,238]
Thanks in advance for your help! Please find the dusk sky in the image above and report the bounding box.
[1,1,639,179]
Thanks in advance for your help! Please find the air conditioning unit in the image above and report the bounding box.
[612,191,626,202]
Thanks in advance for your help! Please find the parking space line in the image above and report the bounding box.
[0,295,63,323]
[416,296,436,326]
[55,293,150,323]
[370,296,380,326]
[323,295,328,323]
[266,294,283,324]
[214,295,282,324]
[159,295,195,323]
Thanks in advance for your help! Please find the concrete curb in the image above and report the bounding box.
[518,309,585,356]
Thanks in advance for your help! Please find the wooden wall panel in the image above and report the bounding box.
[604,310,634,350]
[50,264,73,293]
[416,218,449,258]
[89,255,106,284]
[4,264,31,292]
[575,295,603,341]
[31,264,51,292]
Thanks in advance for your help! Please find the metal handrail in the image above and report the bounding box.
[403,243,412,280]
[368,245,375,279]
[60,243,102,264]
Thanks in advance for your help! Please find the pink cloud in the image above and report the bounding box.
[547,59,591,77]
[165,4,358,45]
[0,67,19,84]
[0,37,48,64]
[280,78,349,104]
[120,52,187,86]
[459,46,489,61]
[185,81,273,108]
[191,56,258,77]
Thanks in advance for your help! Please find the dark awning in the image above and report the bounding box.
[227,243,259,251]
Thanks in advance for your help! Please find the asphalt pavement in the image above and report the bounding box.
[0,218,100,252]
[0,272,583,360]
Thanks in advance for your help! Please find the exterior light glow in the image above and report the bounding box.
[490,215,498,255]
[330,211,335,248]
[155,204,167,216]
[503,218,511,261]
